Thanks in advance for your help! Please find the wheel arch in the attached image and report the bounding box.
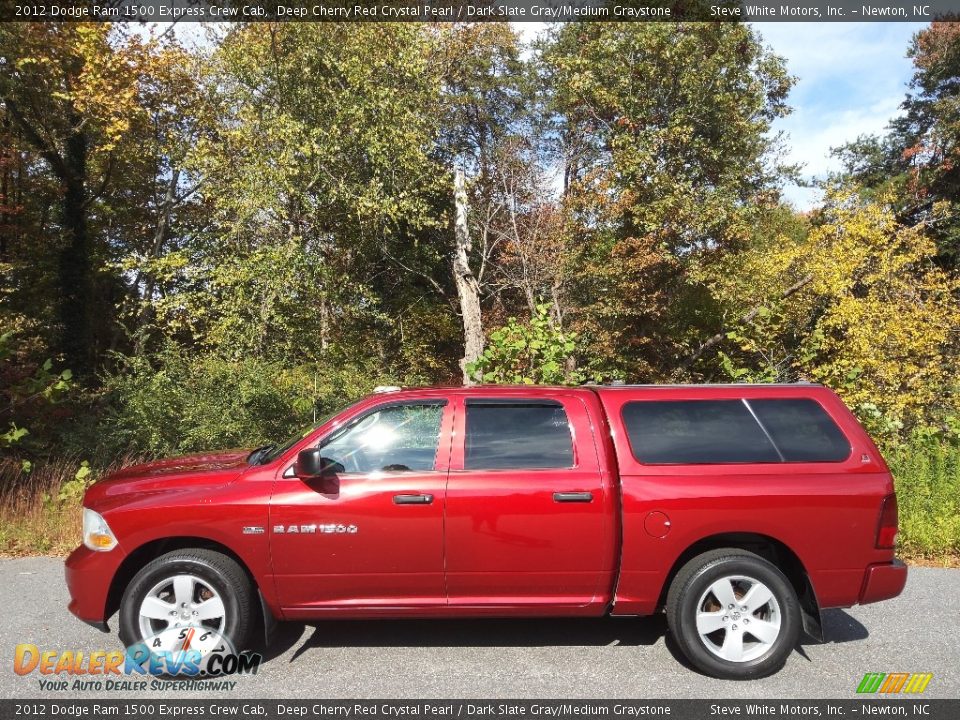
[658,532,823,641]
[106,536,275,644]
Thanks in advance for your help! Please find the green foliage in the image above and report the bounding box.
[834,23,960,268]
[888,439,960,559]
[0,331,74,453]
[1,20,959,563]
[717,349,779,384]
[97,341,409,457]
[468,305,584,385]
[100,343,311,456]
[705,188,960,440]
[56,461,92,505]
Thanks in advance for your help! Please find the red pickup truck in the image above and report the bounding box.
[66,383,906,679]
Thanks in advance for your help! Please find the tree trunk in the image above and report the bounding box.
[3,96,94,375]
[453,167,483,385]
[57,121,93,376]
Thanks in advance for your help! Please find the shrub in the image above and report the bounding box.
[468,304,584,385]
[888,439,960,560]
[0,455,124,555]
[97,343,390,458]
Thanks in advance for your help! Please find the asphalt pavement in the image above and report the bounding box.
[1,558,957,699]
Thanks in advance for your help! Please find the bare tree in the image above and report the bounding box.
[453,167,484,384]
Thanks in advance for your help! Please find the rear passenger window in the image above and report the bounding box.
[749,398,851,462]
[622,400,780,464]
[465,401,574,470]
[622,397,852,465]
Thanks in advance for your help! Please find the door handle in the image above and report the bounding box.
[393,493,434,505]
[553,491,593,503]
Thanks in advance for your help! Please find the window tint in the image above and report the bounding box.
[318,403,444,474]
[749,398,851,462]
[622,400,781,464]
[465,401,574,470]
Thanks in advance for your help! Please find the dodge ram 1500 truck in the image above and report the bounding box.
[66,383,907,678]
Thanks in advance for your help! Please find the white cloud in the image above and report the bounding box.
[757,22,925,209]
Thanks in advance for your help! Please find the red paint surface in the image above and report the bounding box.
[66,384,906,626]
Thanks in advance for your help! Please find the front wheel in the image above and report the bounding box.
[118,549,255,664]
[666,549,802,679]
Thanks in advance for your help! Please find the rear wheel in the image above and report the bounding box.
[118,549,255,662]
[666,549,801,679]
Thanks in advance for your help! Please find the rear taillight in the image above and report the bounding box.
[876,493,899,549]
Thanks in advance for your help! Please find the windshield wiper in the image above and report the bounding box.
[246,444,276,466]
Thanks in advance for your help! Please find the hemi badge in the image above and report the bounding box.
[242,526,265,535]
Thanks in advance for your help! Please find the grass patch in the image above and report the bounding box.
[888,441,960,563]
[0,457,85,556]
[0,456,137,556]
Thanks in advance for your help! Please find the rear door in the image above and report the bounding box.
[444,391,614,611]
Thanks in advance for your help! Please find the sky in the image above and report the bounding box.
[756,22,925,208]
[515,21,926,210]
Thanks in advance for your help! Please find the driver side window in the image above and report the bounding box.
[317,403,445,474]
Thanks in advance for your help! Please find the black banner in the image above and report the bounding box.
[1,700,958,720]
[0,0,955,23]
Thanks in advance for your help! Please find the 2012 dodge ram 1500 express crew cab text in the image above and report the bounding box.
[66,383,907,679]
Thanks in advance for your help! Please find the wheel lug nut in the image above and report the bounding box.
[722,616,728,621]
[170,611,177,616]
[732,624,738,631]
[728,604,734,609]
[192,611,198,616]
[744,619,750,624]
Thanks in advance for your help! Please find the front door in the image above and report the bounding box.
[444,394,611,610]
[270,400,451,613]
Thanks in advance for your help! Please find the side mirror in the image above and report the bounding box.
[294,449,341,479]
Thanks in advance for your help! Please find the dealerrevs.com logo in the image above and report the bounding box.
[14,626,262,691]
[857,673,934,694]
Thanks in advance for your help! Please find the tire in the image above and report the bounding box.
[666,548,801,679]
[118,549,255,659]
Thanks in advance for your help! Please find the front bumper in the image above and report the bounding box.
[64,544,127,630]
[859,559,908,604]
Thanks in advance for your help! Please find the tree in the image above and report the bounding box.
[453,167,484,383]
[0,25,131,374]
[835,22,960,269]
[702,188,960,437]
[146,23,457,379]
[541,22,794,380]
[434,23,530,383]
[0,24,199,376]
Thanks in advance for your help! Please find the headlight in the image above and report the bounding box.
[82,508,118,551]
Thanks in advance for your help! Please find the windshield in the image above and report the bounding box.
[251,400,364,465]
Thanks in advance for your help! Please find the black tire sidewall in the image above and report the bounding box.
[118,553,251,653]
[675,555,801,679]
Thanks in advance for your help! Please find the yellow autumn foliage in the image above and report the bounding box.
[702,189,960,436]
[802,191,960,432]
